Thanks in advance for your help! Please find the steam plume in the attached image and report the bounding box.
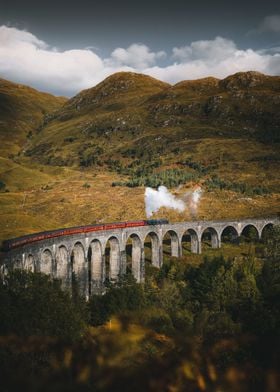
[145,185,203,218]
[183,186,203,217]
[145,186,185,218]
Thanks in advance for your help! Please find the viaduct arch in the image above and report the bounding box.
[2,217,278,296]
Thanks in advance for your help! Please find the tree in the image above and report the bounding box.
[0,270,88,340]
[0,180,6,192]
[259,226,280,314]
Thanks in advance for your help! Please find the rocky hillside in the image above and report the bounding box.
[25,71,280,168]
[0,72,279,242]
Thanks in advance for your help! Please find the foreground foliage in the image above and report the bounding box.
[0,271,87,340]
[0,227,279,391]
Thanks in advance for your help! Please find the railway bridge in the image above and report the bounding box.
[1,217,278,297]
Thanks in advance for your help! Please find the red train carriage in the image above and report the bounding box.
[2,219,168,251]
[103,222,126,230]
[125,220,146,228]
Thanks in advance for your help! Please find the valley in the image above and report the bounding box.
[0,71,279,244]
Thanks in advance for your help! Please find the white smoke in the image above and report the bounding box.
[145,185,203,218]
[145,186,185,218]
[188,186,203,217]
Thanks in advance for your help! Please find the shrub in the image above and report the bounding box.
[180,159,213,174]
[171,309,194,332]
[79,146,104,167]
[111,169,199,188]
[141,307,174,334]
[0,180,6,192]
[205,175,269,195]
[64,136,76,143]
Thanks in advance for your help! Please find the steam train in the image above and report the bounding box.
[2,219,169,251]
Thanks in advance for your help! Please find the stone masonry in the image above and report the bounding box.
[1,217,278,297]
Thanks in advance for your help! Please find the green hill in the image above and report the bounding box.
[0,72,279,242]
[27,71,279,167]
[0,78,66,158]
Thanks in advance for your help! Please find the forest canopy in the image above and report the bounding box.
[0,226,279,391]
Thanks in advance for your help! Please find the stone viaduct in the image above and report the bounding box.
[1,217,278,297]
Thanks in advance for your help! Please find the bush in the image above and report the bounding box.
[203,311,241,341]
[141,307,174,334]
[205,175,269,196]
[0,180,6,192]
[64,136,76,143]
[111,169,199,188]
[171,309,194,332]
[79,146,104,167]
[180,159,214,174]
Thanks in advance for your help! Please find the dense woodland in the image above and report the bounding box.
[0,226,279,391]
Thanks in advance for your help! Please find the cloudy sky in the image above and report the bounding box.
[1,0,280,96]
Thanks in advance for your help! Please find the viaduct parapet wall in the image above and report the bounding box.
[1,217,278,297]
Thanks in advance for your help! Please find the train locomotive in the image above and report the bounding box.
[2,219,169,251]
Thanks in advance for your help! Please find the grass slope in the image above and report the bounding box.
[0,78,66,157]
[0,72,279,243]
[27,71,280,166]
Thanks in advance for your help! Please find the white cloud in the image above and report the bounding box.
[259,15,280,33]
[145,37,279,83]
[108,43,165,69]
[0,25,47,49]
[0,25,279,96]
[172,36,237,62]
[0,25,106,95]
[266,53,280,74]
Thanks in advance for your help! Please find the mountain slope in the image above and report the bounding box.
[146,71,280,141]
[62,71,170,114]
[26,71,280,168]
[25,72,171,166]
[0,78,67,158]
[0,72,279,243]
